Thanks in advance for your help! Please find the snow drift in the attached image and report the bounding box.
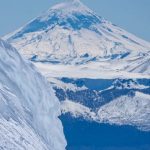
[0,39,66,150]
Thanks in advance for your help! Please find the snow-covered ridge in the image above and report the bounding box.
[61,100,96,120]
[98,92,150,131]
[61,92,150,131]
[50,76,150,131]
[0,39,66,150]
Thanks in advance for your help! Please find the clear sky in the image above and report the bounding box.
[0,0,150,42]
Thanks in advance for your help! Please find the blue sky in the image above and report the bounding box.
[0,0,150,42]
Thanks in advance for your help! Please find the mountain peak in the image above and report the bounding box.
[6,0,101,39]
[50,0,91,13]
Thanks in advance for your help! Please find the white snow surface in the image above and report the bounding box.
[61,100,96,120]
[0,39,66,150]
[34,62,150,79]
[98,92,150,131]
[48,77,87,92]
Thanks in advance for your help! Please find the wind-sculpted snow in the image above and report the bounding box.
[0,39,66,150]
[4,0,150,74]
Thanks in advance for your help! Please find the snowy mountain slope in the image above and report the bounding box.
[0,39,66,150]
[34,62,150,79]
[61,99,96,120]
[37,75,150,131]
[98,92,150,131]
[62,87,150,132]
[60,91,150,132]
[4,0,150,74]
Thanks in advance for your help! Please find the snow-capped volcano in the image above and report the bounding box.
[4,0,150,74]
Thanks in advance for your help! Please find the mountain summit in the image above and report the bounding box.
[4,0,150,73]
[51,0,88,11]
[7,0,101,38]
